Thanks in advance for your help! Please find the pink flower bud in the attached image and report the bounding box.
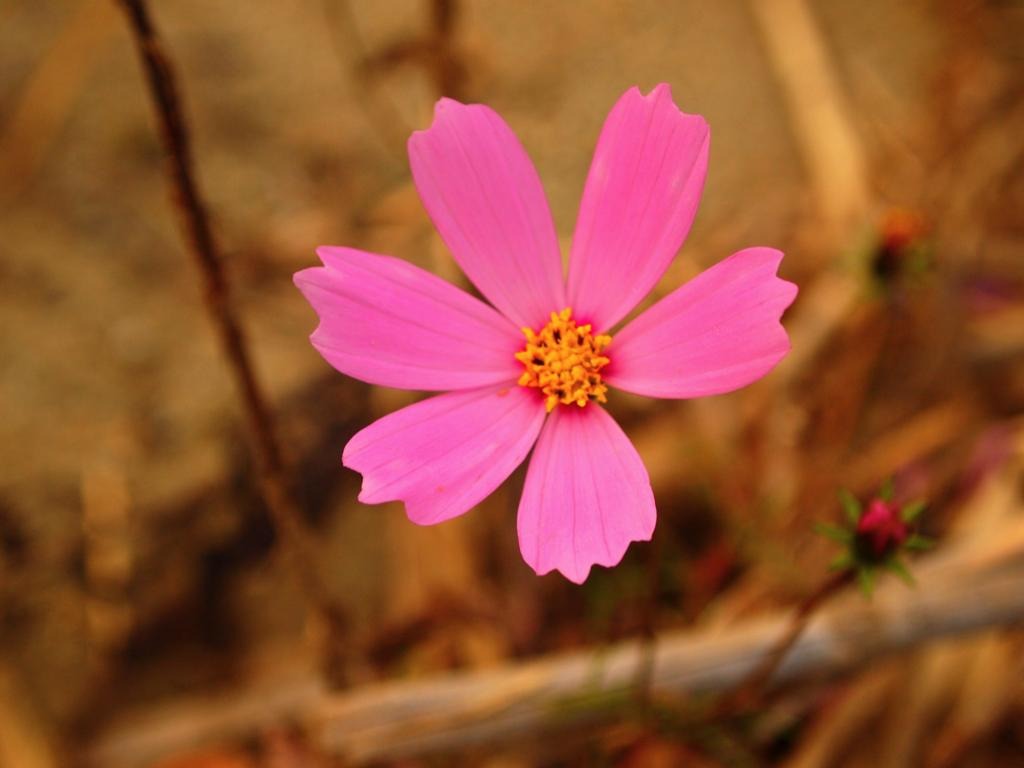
[855,499,908,559]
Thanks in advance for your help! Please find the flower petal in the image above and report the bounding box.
[605,247,798,398]
[517,405,656,583]
[295,246,522,391]
[408,98,566,330]
[344,385,545,526]
[567,84,710,331]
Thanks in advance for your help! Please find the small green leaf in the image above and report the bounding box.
[839,489,861,525]
[901,500,926,523]
[857,567,876,597]
[815,522,852,543]
[887,558,915,586]
[905,534,934,551]
[879,477,895,502]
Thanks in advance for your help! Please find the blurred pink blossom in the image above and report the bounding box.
[295,84,797,583]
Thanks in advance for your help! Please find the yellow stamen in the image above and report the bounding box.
[515,307,612,412]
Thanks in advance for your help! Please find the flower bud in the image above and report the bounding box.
[855,499,909,559]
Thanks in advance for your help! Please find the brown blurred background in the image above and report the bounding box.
[1,0,1023,766]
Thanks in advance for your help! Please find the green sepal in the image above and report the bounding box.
[905,534,934,551]
[886,558,915,586]
[838,489,861,526]
[878,477,895,502]
[816,522,853,543]
[901,500,926,523]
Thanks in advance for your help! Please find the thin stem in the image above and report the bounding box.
[714,568,853,716]
[114,0,348,674]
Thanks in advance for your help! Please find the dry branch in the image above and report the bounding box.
[88,523,1024,766]
[114,0,348,650]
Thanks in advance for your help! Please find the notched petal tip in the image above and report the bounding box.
[607,246,799,399]
[406,88,566,329]
[293,265,336,352]
[435,95,468,113]
[517,407,657,585]
[755,247,800,311]
[343,387,545,527]
[635,82,709,130]
[568,82,712,330]
[298,245,353,284]
[645,82,673,103]
[532,522,656,584]
[779,278,799,311]
[314,244,350,265]
[535,560,593,585]
[293,246,522,391]
[292,265,323,292]
[408,96,479,145]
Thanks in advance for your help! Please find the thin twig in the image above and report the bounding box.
[714,569,853,717]
[114,0,348,671]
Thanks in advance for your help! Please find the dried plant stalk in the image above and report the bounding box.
[114,0,348,659]
[88,524,1024,766]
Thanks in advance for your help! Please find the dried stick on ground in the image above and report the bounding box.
[88,522,1024,767]
[114,0,348,651]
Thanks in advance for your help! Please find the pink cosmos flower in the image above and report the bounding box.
[295,84,797,583]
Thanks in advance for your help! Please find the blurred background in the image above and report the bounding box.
[1,0,1024,766]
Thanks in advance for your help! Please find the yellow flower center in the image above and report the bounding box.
[515,308,612,412]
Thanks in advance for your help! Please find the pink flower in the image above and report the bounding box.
[295,84,797,583]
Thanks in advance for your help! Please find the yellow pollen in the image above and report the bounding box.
[515,307,612,412]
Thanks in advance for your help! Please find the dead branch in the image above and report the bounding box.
[87,522,1024,766]
[714,568,854,716]
[114,0,348,652]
